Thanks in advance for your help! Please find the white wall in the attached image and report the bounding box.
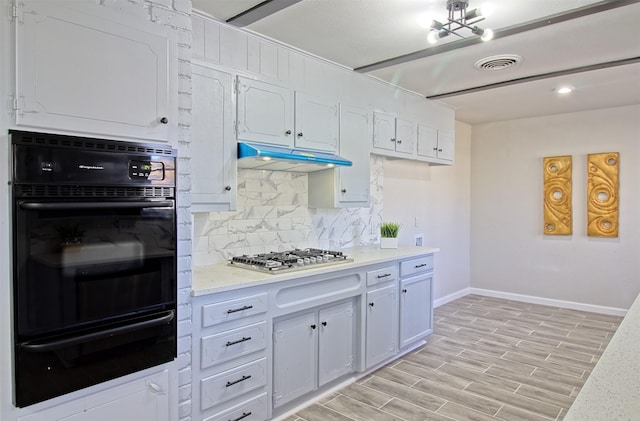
[383,120,472,301]
[470,105,640,310]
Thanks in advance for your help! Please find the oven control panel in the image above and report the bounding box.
[129,160,165,180]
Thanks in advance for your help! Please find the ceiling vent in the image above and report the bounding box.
[474,54,523,71]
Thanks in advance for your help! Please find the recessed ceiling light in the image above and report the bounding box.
[556,85,575,94]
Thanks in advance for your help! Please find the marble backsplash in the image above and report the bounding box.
[192,155,384,266]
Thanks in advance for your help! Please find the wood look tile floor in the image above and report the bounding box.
[284,294,622,421]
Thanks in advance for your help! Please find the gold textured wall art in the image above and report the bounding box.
[587,152,619,237]
[543,156,572,235]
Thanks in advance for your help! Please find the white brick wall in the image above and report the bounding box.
[99,1,194,420]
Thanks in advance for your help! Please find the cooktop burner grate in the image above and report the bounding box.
[229,248,353,273]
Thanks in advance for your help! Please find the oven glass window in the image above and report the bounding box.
[14,200,176,337]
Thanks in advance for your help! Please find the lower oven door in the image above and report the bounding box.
[15,309,176,408]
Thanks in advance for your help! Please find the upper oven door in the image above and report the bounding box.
[13,198,176,338]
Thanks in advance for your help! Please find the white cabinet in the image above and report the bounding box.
[365,283,398,368]
[15,1,176,142]
[235,76,338,152]
[308,104,371,208]
[372,112,416,157]
[417,124,455,164]
[273,300,355,408]
[400,275,433,348]
[18,369,170,421]
[193,291,269,420]
[191,63,236,212]
[236,77,293,147]
[399,254,434,348]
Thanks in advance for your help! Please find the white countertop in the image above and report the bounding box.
[564,292,640,420]
[192,245,439,296]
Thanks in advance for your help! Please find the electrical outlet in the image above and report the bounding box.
[414,233,424,247]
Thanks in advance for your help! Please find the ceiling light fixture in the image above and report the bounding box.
[556,85,575,94]
[427,0,494,44]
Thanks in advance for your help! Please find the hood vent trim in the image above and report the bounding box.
[237,142,352,172]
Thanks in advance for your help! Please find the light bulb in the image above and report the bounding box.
[427,31,439,44]
[481,28,494,41]
[262,157,272,161]
[480,2,496,18]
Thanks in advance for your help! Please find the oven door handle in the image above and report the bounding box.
[19,200,174,210]
[20,310,175,352]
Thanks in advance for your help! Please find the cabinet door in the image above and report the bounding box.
[318,301,355,386]
[236,76,293,146]
[294,92,338,152]
[417,124,438,159]
[18,370,170,421]
[15,1,176,142]
[191,64,236,212]
[372,112,396,152]
[437,131,455,162]
[395,118,417,155]
[337,104,371,205]
[272,312,317,408]
[400,275,433,348]
[365,283,398,368]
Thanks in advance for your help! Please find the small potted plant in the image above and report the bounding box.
[380,222,400,249]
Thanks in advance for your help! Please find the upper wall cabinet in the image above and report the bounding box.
[309,104,370,208]
[372,112,416,158]
[191,63,236,212]
[417,125,455,165]
[236,76,293,146]
[15,1,177,142]
[235,76,338,152]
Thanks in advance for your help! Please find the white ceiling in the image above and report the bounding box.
[193,0,640,124]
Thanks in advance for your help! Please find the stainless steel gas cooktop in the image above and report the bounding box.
[229,248,353,274]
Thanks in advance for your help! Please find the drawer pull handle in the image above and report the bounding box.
[229,412,252,421]
[415,263,427,268]
[227,305,254,314]
[377,273,391,279]
[226,375,252,387]
[226,336,252,347]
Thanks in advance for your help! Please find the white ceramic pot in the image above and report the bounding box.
[380,237,398,249]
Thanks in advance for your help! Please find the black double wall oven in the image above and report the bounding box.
[11,130,177,407]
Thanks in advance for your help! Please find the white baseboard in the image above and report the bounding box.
[434,288,471,308]
[468,288,628,317]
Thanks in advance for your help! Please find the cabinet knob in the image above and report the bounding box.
[369,302,375,307]
[438,148,443,152]
[225,186,231,191]
[391,138,396,142]
[402,289,407,293]
[159,117,168,124]
[321,321,327,326]
[341,188,347,193]
[297,132,303,137]
[285,130,292,135]
[433,147,438,151]
[310,324,317,329]
[397,139,402,144]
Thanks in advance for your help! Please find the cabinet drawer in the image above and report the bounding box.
[202,293,267,328]
[201,322,267,369]
[204,392,268,421]
[366,266,398,286]
[400,255,434,277]
[201,358,267,410]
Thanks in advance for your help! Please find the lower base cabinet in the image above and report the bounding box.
[18,369,170,421]
[400,275,433,348]
[365,283,398,368]
[272,300,355,408]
